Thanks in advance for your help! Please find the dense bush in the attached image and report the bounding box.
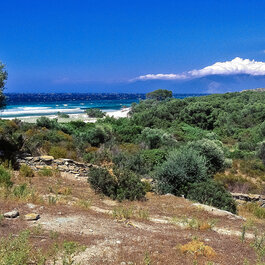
[155,147,208,196]
[0,165,13,188]
[49,146,67,159]
[88,167,145,201]
[140,127,177,149]
[36,116,58,129]
[187,139,226,174]
[86,108,105,118]
[187,179,237,213]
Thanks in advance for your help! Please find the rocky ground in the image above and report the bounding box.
[0,169,264,265]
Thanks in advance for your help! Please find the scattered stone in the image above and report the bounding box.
[116,240,121,244]
[25,213,40,221]
[27,203,36,209]
[4,210,19,218]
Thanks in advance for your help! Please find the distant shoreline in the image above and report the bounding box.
[0,107,131,123]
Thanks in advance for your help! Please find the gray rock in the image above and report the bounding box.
[24,213,40,221]
[4,210,19,218]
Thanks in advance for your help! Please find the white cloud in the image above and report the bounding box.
[132,57,265,81]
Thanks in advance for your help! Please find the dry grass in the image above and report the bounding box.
[179,239,216,259]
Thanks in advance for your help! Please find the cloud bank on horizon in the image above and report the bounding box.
[132,57,265,81]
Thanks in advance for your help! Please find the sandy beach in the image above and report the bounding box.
[1,107,131,123]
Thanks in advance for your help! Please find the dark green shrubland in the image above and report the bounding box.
[88,167,146,201]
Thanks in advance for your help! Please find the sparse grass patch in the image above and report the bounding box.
[38,166,53,177]
[48,195,57,205]
[0,165,13,189]
[62,241,86,265]
[57,187,72,196]
[242,203,265,219]
[171,217,216,231]
[112,206,149,220]
[13,183,30,198]
[76,199,92,209]
[19,164,34,178]
[0,214,4,225]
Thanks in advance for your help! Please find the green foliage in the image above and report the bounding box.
[180,102,216,130]
[49,146,67,159]
[140,127,177,149]
[155,147,208,196]
[0,165,13,188]
[0,61,7,109]
[57,112,70,118]
[257,141,265,166]
[62,241,85,265]
[19,164,34,178]
[146,89,173,101]
[0,230,33,265]
[13,183,30,198]
[244,203,265,219]
[187,179,237,214]
[36,116,59,129]
[39,166,53,177]
[187,139,226,174]
[85,108,105,118]
[88,167,146,201]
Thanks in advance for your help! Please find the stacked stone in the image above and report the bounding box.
[231,192,265,208]
[16,154,93,177]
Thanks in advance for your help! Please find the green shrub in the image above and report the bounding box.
[88,167,146,201]
[86,108,105,118]
[49,146,67,159]
[114,168,146,201]
[187,139,226,174]
[19,164,34,178]
[140,127,177,149]
[57,112,70,118]
[88,167,117,197]
[0,165,13,188]
[187,179,237,214]
[155,147,208,196]
[36,116,58,129]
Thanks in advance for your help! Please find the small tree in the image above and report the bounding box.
[146,89,172,101]
[0,62,7,109]
[155,147,208,196]
[187,139,226,175]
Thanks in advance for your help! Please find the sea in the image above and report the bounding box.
[0,93,206,119]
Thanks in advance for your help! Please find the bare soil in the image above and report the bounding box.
[0,171,264,264]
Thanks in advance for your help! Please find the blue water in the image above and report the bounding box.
[0,93,206,118]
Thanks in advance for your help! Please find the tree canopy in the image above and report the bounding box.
[146,89,172,101]
[0,62,7,109]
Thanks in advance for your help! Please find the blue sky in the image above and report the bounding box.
[1,0,265,93]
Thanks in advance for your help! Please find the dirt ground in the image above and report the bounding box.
[0,171,264,264]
